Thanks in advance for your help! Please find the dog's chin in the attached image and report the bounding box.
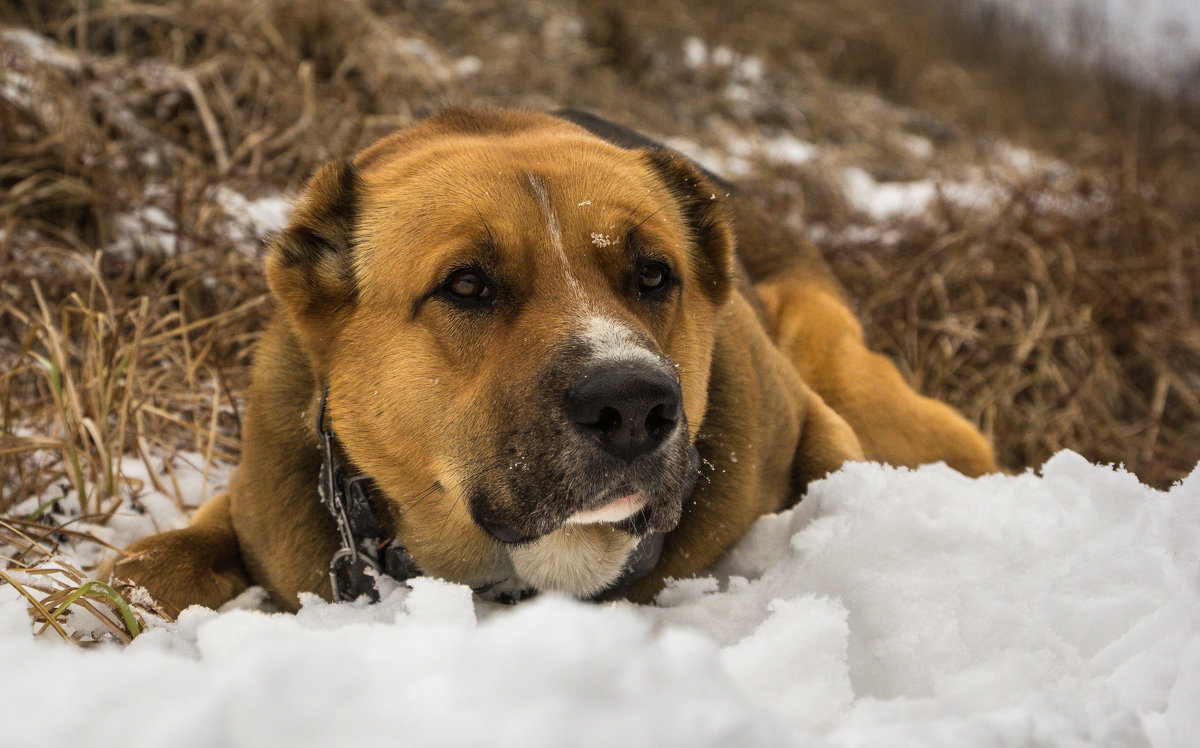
[506,524,640,598]
[514,488,683,593]
[471,478,686,596]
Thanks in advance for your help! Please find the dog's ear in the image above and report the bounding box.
[641,150,734,303]
[265,160,360,372]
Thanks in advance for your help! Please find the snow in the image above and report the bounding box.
[960,0,1200,98]
[6,451,225,568]
[3,452,1198,747]
[840,167,1014,222]
[842,168,940,222]
[0,30,79,120]
[105,187,291,260]
[110,204,179,258]
[213,186,293,250]
[667,130,819,181]
[683,37,708,70]
[665,136,754,179]
[0,28,82,72]
[839,153,1100,225]
[395,36,487,83]
[681,36,763,84]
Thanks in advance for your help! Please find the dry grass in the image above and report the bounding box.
[1,517,168,642]
[820,0,1200,481]
[1,0,1198,637]
[1,250,260,516]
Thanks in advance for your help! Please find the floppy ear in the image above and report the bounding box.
[641,150,734,303]
[265,160,360,374]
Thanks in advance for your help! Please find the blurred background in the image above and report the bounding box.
[2,0,1198,524]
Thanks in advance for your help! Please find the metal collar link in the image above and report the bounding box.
[317,387,421,602]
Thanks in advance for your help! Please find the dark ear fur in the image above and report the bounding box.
[641,149,734,303]
[265,160,360,373]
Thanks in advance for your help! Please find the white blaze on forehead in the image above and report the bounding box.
[582,316,660,366]
[526,173,584,299]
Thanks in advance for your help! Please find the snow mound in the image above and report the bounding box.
[2,452,1197,747]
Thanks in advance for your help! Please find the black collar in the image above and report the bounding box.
[317,388,419,602]
[316,388,666,603]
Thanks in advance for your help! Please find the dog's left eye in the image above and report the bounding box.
[443,268,493,303]
[637,261,672,295]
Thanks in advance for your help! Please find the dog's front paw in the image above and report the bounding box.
[103,526,250,616]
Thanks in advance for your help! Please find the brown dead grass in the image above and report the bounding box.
[1,0,1197,557]
[814,0,1200,482]
[1,516,167,642]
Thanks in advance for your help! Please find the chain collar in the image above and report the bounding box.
[315,388,672,603]
[317,388,422,602]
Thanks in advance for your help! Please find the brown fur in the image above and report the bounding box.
[106,109,994,612]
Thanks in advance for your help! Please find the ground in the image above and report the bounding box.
[1,1,1199,745]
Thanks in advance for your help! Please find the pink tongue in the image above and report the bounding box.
[604,493,640,510]
[566,493,645,524]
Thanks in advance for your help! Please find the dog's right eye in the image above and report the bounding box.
[442,268,493,304]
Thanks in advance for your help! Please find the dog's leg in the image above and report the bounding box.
[755,273,996,477]
[100,492,250,616]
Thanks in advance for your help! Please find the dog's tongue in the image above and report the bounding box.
[564,493,645,525]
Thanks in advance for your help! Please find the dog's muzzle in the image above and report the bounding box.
[473,355,691,546]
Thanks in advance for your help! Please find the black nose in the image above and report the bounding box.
[565,362,681,461]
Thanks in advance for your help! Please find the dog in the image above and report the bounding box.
[105,108,995,614]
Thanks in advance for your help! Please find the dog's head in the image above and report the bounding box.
[266,109,732,596]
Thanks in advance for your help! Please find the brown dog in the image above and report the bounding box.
[106,109,994,614]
